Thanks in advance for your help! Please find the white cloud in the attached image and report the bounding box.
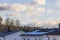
[10,13,20,17]
[32,18,38,23]
[30,18,60,27]
[6,12,21,18]
[0,3,46,13]
[36,7,45,12]
[24,12,32,18]
[24,0,46,6]
[11,3,26,12]
[0,3,26,12]
[34,0,46,5]
[23,6,43,18]
[45,18,60,25]
[0,3,45,19]
[45,21,57,25]
[56,1,60,7]
[47,9,54,13]
[0,3,9,6]
[27,6,34,10]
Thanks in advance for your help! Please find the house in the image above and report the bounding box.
[0,30,25,40]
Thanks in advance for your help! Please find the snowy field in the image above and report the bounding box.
[5,31,25,40]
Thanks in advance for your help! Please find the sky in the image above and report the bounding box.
[0,0,60,25]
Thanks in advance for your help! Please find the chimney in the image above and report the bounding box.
[59,23,60,29]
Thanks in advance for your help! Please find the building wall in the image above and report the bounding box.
[48,35,60,40]
[21,35,48,40]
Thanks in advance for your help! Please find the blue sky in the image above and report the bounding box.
[0,0,60,25]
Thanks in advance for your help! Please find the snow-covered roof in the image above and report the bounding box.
[20,30,47,36]
[25,30,47,35]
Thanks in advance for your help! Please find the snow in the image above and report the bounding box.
[4,30,47,40]
[48,30,54,33]
[0,30,55,40]
[24,30,47,35]
[21,30,54,35]
[25,32,47,35]
[5,31,25,40]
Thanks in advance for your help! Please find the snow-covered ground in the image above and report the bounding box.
[5,31,25,40]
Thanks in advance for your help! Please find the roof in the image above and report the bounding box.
[20,30,47,36]
[0,30,23,37]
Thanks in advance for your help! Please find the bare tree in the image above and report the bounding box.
[15,19,20,26]
[0,17,3,25]
[5,17,10,25]
[10,19,14,26]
